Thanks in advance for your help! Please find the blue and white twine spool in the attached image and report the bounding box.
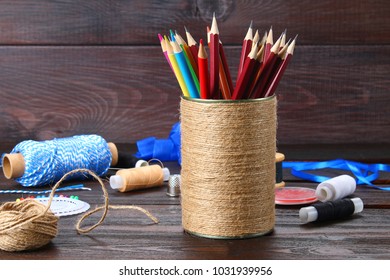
[5,135,112,187]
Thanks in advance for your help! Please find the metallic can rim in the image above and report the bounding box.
[181,95,275,104]
[184,228,274,240]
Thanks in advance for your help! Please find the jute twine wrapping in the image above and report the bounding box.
[180,96,276,238]
[0,168,158,252]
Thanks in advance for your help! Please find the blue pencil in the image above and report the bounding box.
[171,40,200,98]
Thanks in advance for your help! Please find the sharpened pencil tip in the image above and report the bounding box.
[211,12,219,34]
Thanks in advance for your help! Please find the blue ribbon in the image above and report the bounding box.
[135,122,181,164]
[134,123,390,191]
[283,159,390,191]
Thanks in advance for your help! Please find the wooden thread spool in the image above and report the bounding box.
[110,165,170,192]
[2,142,119,180]
[275,152,285,188]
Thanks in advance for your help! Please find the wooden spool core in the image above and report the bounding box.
[107,142,118,166]
[2,153,25,179]
[275,152,285,188]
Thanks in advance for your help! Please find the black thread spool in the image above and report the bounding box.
[299,197,364,223]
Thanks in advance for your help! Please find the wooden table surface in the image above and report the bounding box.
[0,144,389,260]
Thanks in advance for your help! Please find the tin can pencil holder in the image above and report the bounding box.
[180,96,276,239]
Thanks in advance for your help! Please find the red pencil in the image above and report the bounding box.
[231,44,258,100]
[264,36,296,97]
[251,35,281,99]
[279,30,287,50]
[198,39,209,99]
[264,26,273,61]
[209,13,220,99]
[184,26,199,72]
[237,21,253,79]
[262,38,289,97]
[252,29,260,46]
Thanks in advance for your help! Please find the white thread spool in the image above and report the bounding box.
[315,175,356,202]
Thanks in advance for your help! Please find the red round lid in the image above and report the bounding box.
[275,187,318,205]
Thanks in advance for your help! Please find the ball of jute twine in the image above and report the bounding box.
[0,168,158,252]
[180,97,276,238]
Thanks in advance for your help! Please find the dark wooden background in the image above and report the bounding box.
[0,0,389,148]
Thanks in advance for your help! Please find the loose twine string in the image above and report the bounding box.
[180,97,277,238]
[0,168,158,252]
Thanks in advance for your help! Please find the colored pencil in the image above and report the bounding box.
[219,54,231,99]
[159,21,295,100]
[264,26,273,60]
[165,36,190,97]
[262,38,289,97]
[209,13,220,99]
[171,40,200,98]
[198,39,209,99]
[280,30,287,50]
[175,32,198,78]
[246,31,268,96]
[251,35,281,99]
[184,26,199,70]
[231,44,258,100]
[158,34,173,72]
[264,35,297,97]
[219,39,233,97]
[237,21,253,78]
[180,41,200,94]
[252,29,260,46]
[247,44,265,97]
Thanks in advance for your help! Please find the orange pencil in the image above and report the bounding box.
[246,31,268,95]
[209,13,220,99]
[237,21,253,78]
[231,44,258,100]
[264,36,297,97]
[198,39,209,99]
[219,55,231,99]
[247,44,265,97]
[219,39,233,97]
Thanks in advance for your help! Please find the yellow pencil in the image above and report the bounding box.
[164,36,190,97]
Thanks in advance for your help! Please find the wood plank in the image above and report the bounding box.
[1,142,389,260]
[0,205,388,259]
[0,45,389,145]
[0,0,388,45]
